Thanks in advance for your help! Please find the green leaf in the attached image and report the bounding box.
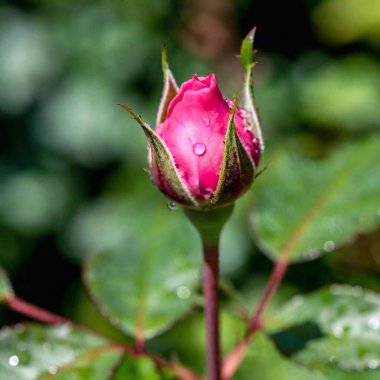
[249,137,380,262]
[235,332,325,380]
[112,356,166,380]
[0,324,121,380]
[84,203,200,339]
[40,351,121,380]
[0,267,14,302]
[271,285,380,371]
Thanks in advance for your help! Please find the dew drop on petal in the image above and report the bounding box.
[8,355,19,367]
[193,142,206,156]
[202,117,210,126]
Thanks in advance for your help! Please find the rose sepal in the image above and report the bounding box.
[211,96,256,208]
[241,27,264,152]
[118,103,198,207]
[156,45,179,125]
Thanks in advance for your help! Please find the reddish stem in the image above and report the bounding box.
[248,258,288,333]
[6,297,66,325]
[222,258,289,380]
[203,243,221,380]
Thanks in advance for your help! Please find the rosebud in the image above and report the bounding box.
[120,28,263,210]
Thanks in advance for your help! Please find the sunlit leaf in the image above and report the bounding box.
[270,285,380,371]
[40,351,121,380]
[0,324,120,380]
[249,137,380,262]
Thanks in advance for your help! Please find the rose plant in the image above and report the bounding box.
[0,28,380,380]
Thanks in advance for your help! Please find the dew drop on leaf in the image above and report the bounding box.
[323,240,335,252]
[368,359,379,370]
[167,201,178,211]
[8,355,19,367]
[367,317,380,330]
[176,285,191,300]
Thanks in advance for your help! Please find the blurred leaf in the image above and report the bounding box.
[271,285,380,371]
[249,137,380,262]
[235,332,325,380]
[0,267,14,302]
[0,171,72,235]
[296,55,380,131]
[312,0,380,46]
[112,356,168,380]
[41,351,121,380]
[0,324,121,380]
[0,9,59,114]
[84,191,200,339]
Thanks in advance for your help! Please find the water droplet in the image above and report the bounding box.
[368,359,379,369]
[8,355,19,367]
[333,325,344,338]
[324,240,335,252]
[307,248,320,259]
[167,201,178,211]
[49,366,58,375]
[329,356,337,364]
[368,317,380,330]
[176,285,191,300]
[192,142,206,156]
[202,117,210,126]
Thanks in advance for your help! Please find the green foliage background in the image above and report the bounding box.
[0,0,380,378]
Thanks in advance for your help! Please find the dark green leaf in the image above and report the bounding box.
[235,332,325,380]
[249,137,380,262]
[271,285,380,371]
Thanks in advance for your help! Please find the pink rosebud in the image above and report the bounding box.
[154,73,260,201]
[120,29,263,210]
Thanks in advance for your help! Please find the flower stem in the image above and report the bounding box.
[184,205,234,380]
[203,242,221,380]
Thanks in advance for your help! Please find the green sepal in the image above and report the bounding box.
[240,27,264,151]
[119,104,198,207]
[212,97,256,207]
[156,45,179,126]
[0,267,14,302]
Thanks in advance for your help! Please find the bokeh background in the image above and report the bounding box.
[1,0,380,372]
